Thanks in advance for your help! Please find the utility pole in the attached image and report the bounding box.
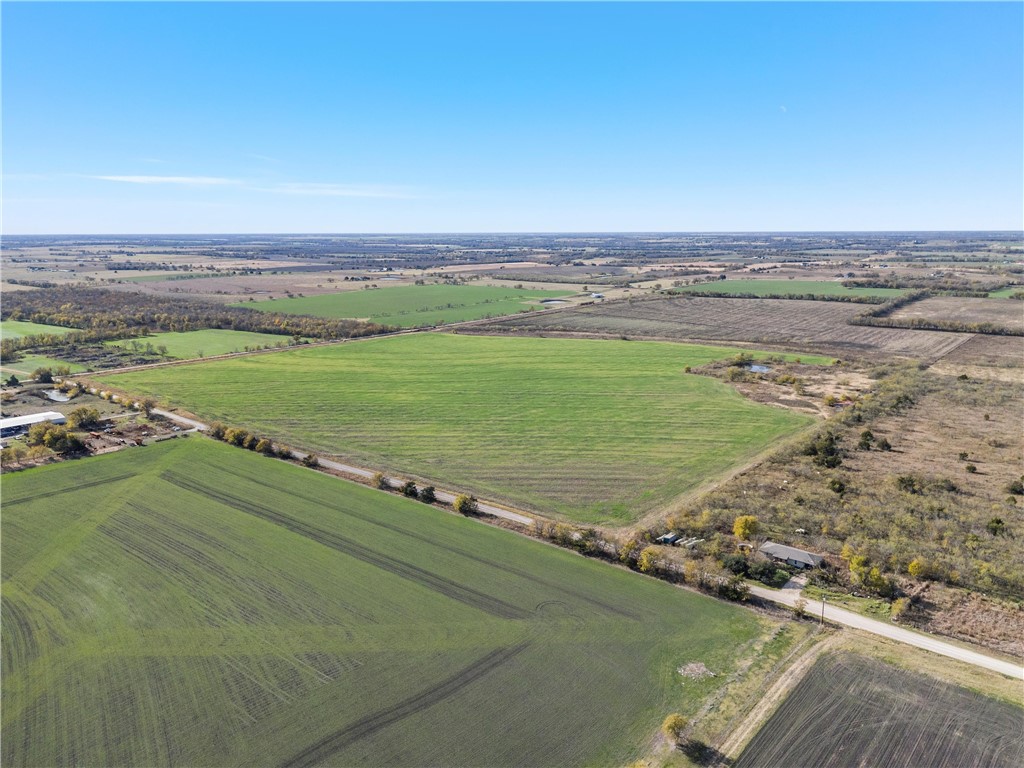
[820,595,826,626]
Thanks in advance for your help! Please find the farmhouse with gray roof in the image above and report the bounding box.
[759,541,824,569]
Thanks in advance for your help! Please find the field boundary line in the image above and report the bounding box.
[716,630,839,763]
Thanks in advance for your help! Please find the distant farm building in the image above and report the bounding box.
[759,541,824,569]
[0,411,67,437]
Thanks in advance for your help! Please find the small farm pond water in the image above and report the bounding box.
[748,364,772,373]
[44,390,71,402]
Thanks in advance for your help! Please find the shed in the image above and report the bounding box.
[759,541,824,569]
[0,411,67,437]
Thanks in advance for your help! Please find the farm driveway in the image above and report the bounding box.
[749,584,1024,680]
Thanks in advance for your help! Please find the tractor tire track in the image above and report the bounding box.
[281,642,531,768]
[161,471,530,620]
[3,473,136,506]
[235,472,639,620]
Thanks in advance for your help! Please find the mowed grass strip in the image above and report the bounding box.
[103,334,822,524]
[234,283,574,327]
[0,320,78,340]
[105,329,299,360]
[675,279,905,298]
[2,438,764,767]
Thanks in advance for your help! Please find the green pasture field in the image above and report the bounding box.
[1,353,86,376]
[0,320,77,340]
[2,438,764,767]
[988,286,1022,298]
[105,329,298,359]
[102,334,824,524]
[674,279,904,298]
[233,284,575,327]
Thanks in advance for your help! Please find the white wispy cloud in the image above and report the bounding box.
[94,175,239,186]
[270,182,412,199]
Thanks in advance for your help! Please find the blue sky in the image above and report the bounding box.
[3,2,1022,233]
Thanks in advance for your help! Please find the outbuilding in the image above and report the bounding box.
[758,541,824,569]
[0,411,67,437]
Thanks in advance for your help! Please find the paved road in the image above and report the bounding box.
[153,410,534,526]
[749,583,1024,680]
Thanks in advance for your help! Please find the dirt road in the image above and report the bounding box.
[154,410,534,526]
[749,583,1024,680]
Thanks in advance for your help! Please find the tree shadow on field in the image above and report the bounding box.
[680,739,733,766]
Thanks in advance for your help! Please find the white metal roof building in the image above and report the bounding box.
[0,411,67,436]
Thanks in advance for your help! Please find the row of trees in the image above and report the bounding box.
[2,286,395,341]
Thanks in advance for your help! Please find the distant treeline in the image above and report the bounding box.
[842,276,1008,297]
[670,290,889,304]
[2,287,395,341]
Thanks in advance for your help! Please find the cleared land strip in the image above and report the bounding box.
[749,585,1024,680]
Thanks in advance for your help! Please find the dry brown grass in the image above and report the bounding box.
[891,296,1024,333]
[474,295,971,361]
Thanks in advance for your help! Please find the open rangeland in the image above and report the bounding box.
[0,320,77,340]
[889,296,1024,334]
[1,438,765,767]
[233,284,575,327]
[99,334,820,525]
[674,279,905,299]
[734,653,1024,768]
[473,295,972,361]
[104,329,300,360]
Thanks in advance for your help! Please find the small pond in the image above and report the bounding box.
[43,389,71,402]
[748,364,772,373]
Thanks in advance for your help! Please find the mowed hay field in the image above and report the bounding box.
[476,295,970,360]
[234,284,575,327]
[102,334,819,524]
[735,654,1023,768]
[105,329,299,359]
[0,319,77,340]
[2,438,764,767]
[675,279,904,298]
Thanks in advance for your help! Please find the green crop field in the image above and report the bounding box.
[234,284,575,327]
[105,329,299,360]
[0,320,77,340]
[1,353,87,376]
[2,438,764,767]
[102,334,823,524]
[988,286,1023,298]
[675,279,904,298]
